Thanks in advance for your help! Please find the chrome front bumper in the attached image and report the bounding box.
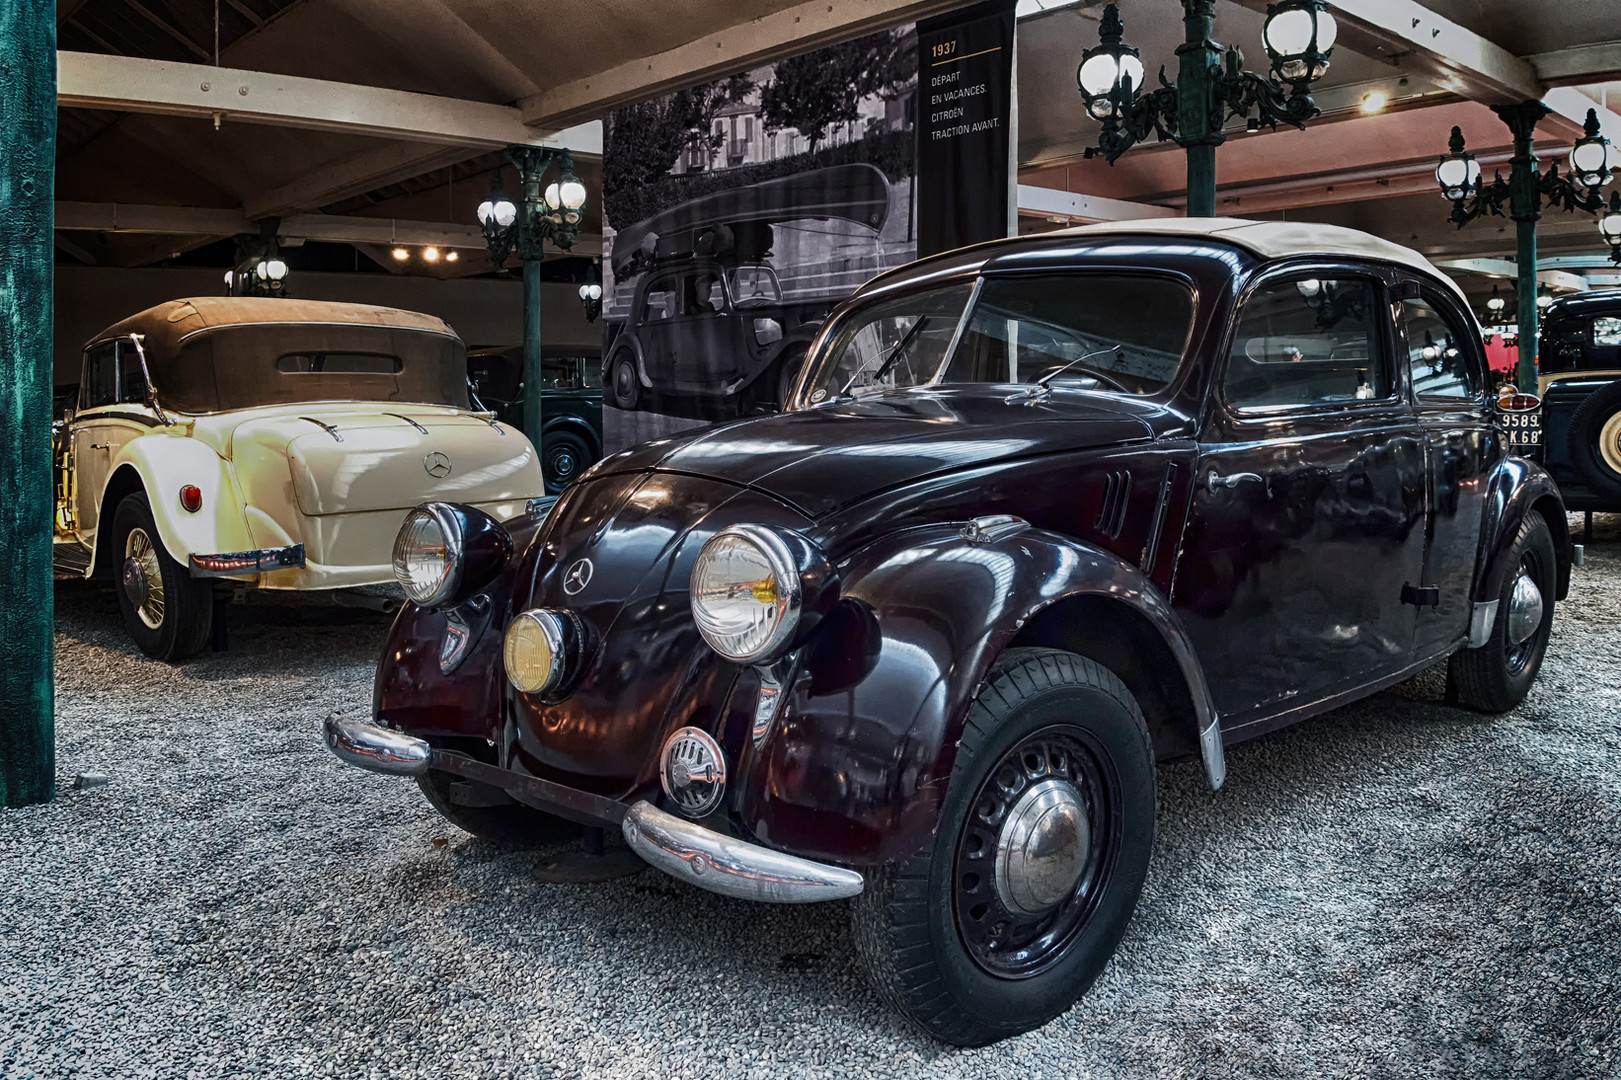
[322,716,864,903]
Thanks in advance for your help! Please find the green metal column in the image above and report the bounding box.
[0,0,58,807]
[1176,0,1223,218]
[1494,101,1550,393]
[521,256,545,448]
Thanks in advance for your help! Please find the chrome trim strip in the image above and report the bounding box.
[188,543,305,577]
[1199,714,1226,791]
[621,801,864,903]
[1573,544,1585,568]
[1468,599,1500,649]
[323,715,430,777]
[960,514,1029,544]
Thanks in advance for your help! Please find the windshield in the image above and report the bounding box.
[801,274,1195,404]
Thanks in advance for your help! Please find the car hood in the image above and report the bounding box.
[589,386,1169,518]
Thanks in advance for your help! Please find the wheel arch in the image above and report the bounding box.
[90,443,256,579]
[1477,456,1571,603]
[541,415,601,457]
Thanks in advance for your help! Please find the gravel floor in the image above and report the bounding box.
[3,514,1619,1080]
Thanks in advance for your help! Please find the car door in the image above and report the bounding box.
[670,266,744,390]
[635,272,684,391]
[1395,279,1496,662]
[70,343,121,542]
[1174,267,1427,729]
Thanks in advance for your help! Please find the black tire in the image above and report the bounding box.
[852,648,1156,1047]
[416,769,582,848]
[1566,382,1621,503]
[541,429,594,494]
[1448,509,1556,713]
[110,492,213,662]
[608,352,641,412]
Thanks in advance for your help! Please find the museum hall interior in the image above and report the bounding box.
[2,0,1619,1073]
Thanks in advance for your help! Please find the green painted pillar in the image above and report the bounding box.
[522,256,544,448]
[1176,0,1223,218]
[0,0,57,807]
[1493,101,1550,393]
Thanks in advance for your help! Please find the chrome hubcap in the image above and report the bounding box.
[994,779,1090,915]
[1506,568,1544,646]
[123,527,165,630]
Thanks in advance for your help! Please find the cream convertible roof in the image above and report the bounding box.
[1056,218,1467,302]
[86,297,459,357]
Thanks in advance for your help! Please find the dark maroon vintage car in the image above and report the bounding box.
[326,219,1574,1046]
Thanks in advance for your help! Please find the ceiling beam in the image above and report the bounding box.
[243,143,485,220]
[521,0,971,129]
[1527,41,1621,86]
[1541,86,1621,144]
[57,51,604,153]
[55,200,606,257]
[1016,185,1176,223]
[1435,258,1590,292]
[1227,0,1540,105]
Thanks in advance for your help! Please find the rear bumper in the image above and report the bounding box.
[189,544,305,578]
[321,715,863,903]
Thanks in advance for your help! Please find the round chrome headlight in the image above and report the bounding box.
[393,503,463,607]
[503,609,568,694]
[690,524,802,663]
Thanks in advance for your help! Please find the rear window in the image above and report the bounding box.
[276,353,404,374]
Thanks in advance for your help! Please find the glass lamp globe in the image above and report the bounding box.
[265,259,288,281]
[588,284,603,300]
[255,260,268,278]
[1537,291,1553,310]
[493,200,516,228]
[223,270,233,288]
[1264,2,1335,81]
[1571,136,1610,188]
[578,283,591,301]
[544,182,561,212]
[1487,295,1505,313]
[1436,154,1481,201]
[476,199,494,226]
[558,176,587,211]
[1601,206,1621,247]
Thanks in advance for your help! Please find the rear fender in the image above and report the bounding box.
[735,522,1220,866]
[1476,456,1571,602]
[91,439,255,576]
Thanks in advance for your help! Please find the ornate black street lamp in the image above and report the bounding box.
[1075,0,1337,217]
[476,147,587,447]
[578,281,603,323]
[1435,106,1610,389]
[1601,191,1621,266]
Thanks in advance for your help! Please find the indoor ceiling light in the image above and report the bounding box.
[422,246,441,262]
[392,247,410,261]
[1360,90,1388,115]
[445,250,459,262]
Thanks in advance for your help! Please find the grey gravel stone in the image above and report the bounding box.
[71,772,109,791]
[2,513,1618,1079]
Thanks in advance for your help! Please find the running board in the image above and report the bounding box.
[52,540,93,578]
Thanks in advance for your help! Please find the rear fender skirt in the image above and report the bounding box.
[733,522,1219,867]
[90,446,254,577]
[1475,457,1571,602]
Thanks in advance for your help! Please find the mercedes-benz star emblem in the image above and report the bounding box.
[562,558,594,595]
[423,451,452,478]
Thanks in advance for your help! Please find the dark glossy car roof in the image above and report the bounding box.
[1543,288,1621,322]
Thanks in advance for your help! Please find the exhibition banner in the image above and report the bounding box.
[597,9,1014,454]
[916,0,1017,258]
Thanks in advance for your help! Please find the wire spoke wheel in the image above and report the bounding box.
[124,526,166,630]
[952,725,1121,979]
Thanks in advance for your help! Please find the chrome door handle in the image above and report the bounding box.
[89,442,111,451]
[1206,471,1263,493]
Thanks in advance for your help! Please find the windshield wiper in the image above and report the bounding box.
[836,314,932,400]
[1013,345,1125,403]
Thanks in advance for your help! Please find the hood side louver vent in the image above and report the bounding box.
[1096,470,1132,540]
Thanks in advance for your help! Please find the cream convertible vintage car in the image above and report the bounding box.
[53,297,544,660]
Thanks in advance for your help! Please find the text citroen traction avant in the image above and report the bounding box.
[327,220,1574,1045]
[54,298,542,660]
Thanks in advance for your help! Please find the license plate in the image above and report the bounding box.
[1503,410,1541,454]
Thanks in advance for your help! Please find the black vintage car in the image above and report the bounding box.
[1537,289,1621,510]
[328,219,1572,1046]
[603,164,891,414]
[467,345,603,493]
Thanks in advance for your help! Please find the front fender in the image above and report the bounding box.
[735,522,1219,866]
[95,435,255,572]
[1476,456,1571,602]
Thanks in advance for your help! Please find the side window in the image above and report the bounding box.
[641,278,678,323]
[117,339,149,404]
[681,271,725,316]
[1593,316,1621,347]
[1224,277,1389,411]
[79,345,117,410]
[1401,295,1480,401]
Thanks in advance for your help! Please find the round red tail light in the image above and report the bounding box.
[179,485,203,513]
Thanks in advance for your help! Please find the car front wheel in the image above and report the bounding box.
[541,430,594,494]
[851,648,1156,1046]
[1448,508,1556,712]
[111,492,214,662]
